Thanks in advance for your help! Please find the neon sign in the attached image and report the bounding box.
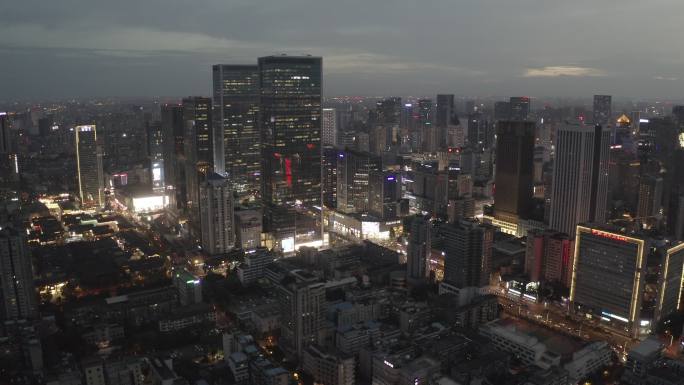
[591,229,627,242]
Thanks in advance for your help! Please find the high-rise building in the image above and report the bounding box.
[467,112,490,150]
[368,171,401,220]
[0,227,37,320]
[525,229,574,287]
[593,95,612,126]
[509,97,531,120]
[336,149,381,214]
[637,175,663,228]
[199,173,235,255]
[322,146,339,209]
[493,121,535,224]
[277,270,326,359]
[376,97,401,148]
[161,104,185,209]
[259,55,322,248]
[418,99,433,151]
[212,65,261,198]
[570,225,648,337]
[436,94,456,128]
[322,108,337,147]
[0,112,18,183]
[549,122,610,236]
[183,96,214,222]
[75,125,104,207]
[494,101,511,121]
[442,220,495,288]
[407,215,431,280]
[146,120,165,192]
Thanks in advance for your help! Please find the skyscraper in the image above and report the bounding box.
[75,125,104,207]
[376,97,401,148]
[494,101,511,121]
[147,120,165,192]
[549,122,610,236]
[322,108,337,147]
[0,227,37,321]
[493,121,535,224]
[182,96,214,220]
[593,95,612,126]
[509,96,530,120]
[212,65,261,198]
[442,219,495,288]
[636,175,663,228]
[407,215,431,280]
[436,94,457,149]
[161,104,185,209]
[525,229,574,287]
[368,170,401,220]
[259,55,322,248]
[336,149,382,214]
[0,112,18,183]
[199,173,235,255]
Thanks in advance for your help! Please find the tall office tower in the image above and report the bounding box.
[464,100,476,115]
[593,95,612,126]
[259,55,322,248]
[407,215,431,280]
[436,94,455,127]
[370,124,388,155]
[376,97,401,147]
[368,171,401,220]
[336,149,381,214]
[172,268,203,306]
[75,125,104,207]
[570,225,648,338]
[322,108,338,147]
[0,227,37,320]
[666,149,684,240]
[0,112,18,183]
[183,96,214,219]
[467,112,489,150]
[199,173,235,255]
[636,175,663,228]
[442,219,495,288]
[493,121,535,224]
[418,99,433,151]
[147,121,165,192]
[494,101,511,121]
[549,122,610,236]
[277,271,326,359]
[212,64,261,198]
[509,97,531,120]
[525,229,574,287]
[322,146,339,209]
[161,104,186,209]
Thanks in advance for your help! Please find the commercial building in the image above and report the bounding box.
[75,125,104,207]
[368,170,402,220]
[259,55,322,249]
[549,122,610,236]
[493,121,535,225]
[147,120,165,192]
[302,345,355,385]
[407,215,431,280]
[236,249,274,286]
[172,268,202,306]
[161,104,185,210]
[525,229,574,287]
[442,219,495,288]
[182,96,214,222]
[234,208,262,250]
[199,173,235,255]
[509,96,531,121]
[336,149,382,214]
[0,227,37,320]
[570,225,649,337]
[322,108,337,147]
[593,95,612,126]
[212,64,261,198]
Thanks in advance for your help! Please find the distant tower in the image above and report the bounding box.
[322,108,338,147]
[407,216,431,280]
[0,227,37,320]
[509,97,530,120]
[199,173,235,255]
[593,95,612,125]
[75,125,104,207]
[147,120,165,192]
[161,104,185,209]
[182,96,214,222]
[493,121,536,224]
[212,65,261,198]
[549,122,610,236]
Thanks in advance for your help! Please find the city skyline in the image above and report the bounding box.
[2,1,684,99]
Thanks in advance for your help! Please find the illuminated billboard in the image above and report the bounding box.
[131,195,168,213]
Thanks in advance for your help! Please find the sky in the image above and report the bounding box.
[1,0,683,100]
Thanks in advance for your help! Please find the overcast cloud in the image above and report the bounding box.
[1,0,683,99]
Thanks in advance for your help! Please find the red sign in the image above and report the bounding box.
[590,229,628,242]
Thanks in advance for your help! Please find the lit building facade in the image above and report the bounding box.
[75,125,104,207]
[199,173,235,255]
[212,64,261,199]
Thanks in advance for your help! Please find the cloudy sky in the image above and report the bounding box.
[1,0,683,100]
